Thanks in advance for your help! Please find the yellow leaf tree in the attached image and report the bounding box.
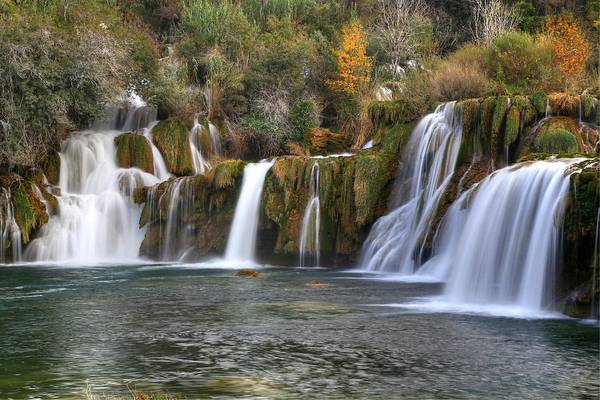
[327,20,373,96]
[543,15,592,79]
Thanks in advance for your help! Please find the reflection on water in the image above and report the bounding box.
[0,265,598,399]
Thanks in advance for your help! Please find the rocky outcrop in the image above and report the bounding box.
[307,128,350,155]
[137,160,246,259]
[560,159,600,318]
[0,174,56,257]
[152,118,194,176]
[115,132,154,174]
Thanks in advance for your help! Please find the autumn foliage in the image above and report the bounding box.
[543,15,592,79]
[327,21,373,96]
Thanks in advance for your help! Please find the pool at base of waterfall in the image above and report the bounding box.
[0,264,597,399]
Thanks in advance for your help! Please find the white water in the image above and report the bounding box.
[143,122,172,181]
[360,102,463,273]
[152,177,197,261]
[24,102,165,262]
[420,160,576,311]
[0,189,22,263]
[224,161,274,262]
[190,117,212,175]
[299,162,320,267]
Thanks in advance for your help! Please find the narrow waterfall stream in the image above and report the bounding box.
[299,162,320,267]
[419,160,577,313]
[360,102,463,273]
[143,122,172,181]
[0,189,22,263]
[24,102,163,262]
[225,161,274,262]
[190,116,212,175]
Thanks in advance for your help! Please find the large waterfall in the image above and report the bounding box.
[360,102,463,273]
[24,102,162,263]
[420,160,577,312]
[225,161,274,262]
[299,162,320,267]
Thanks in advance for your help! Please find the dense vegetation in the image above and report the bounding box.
[0,0,597,168]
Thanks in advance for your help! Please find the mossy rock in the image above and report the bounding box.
[10,180,50,243]
[308,128,349,155]
[115,132,154,174]
[368,100,416,129]
[580,95,596,121]
[532,117,581,154]
[529,92,547,116]
[41,152,61,185]
[504,106,521,147]
[534,128,579,154]
[213,160,247,189]
[152,119,194,176]
[491,96,509,155]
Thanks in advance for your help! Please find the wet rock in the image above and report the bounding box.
[236,269,262,278]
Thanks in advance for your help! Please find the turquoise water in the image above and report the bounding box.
[0,264,598,399]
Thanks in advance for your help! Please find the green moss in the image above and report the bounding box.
[115,133,154,174]
[213,160,246,189]
[491,96,509,155]
[581,95,595,121]
[504,106,520,147]
[354,151,392,226]
[534,128,578,154]
[529,91,547,116]
[41,152,61,185]
[10,180,49,243]
[152,119,194,176]
[456,99,480,167]
[368,100,416,129]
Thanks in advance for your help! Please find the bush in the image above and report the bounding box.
[431,62,489,101]
[484,31,560,94]
[534,128,579,154]
[288,98,320,142]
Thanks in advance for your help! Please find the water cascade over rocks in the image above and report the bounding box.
[225,161,274,263]
[0,189,22,263]
[190,116,212,175]
[360,102,463,273]
[421,160,577,311]
[299,162,321,267]
[24,100,163,262]
[143,122,172,181]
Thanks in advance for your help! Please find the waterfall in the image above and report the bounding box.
[592,208,600,318]
[190,116,212,175]
[360,102,463,273]
[24,101,164,263]
[422,160,576,311]
[143,122,172,181]
[154,177,196,261]
[299,162,320,267]
[224,161,274,262]
[208,122,222,157]
[0,189,22,263]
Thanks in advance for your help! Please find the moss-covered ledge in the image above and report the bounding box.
[115,132,154,174]
[151,118,194,176]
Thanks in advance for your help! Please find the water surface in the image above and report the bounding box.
[0,264,598,399]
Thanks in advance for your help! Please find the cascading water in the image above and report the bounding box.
[24,99,163,263]
[154,177,197,261]
[0,189,22,263]
[299,162,320,267]
[421,160,577,312]
[360,102,463,273]
[224,161,274,262]
[143,122,172,181]
[190,116,212,175]
[208,122,222,157]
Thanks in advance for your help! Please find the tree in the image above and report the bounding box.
[543,15,592,80]
[327,20,373,96]
[372,0,433,70]
[471,0,518,43]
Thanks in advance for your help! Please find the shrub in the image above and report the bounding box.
[431,61,489,101]
[534,128,579,154]
[288,98,320,142]
[484,31,560,94]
